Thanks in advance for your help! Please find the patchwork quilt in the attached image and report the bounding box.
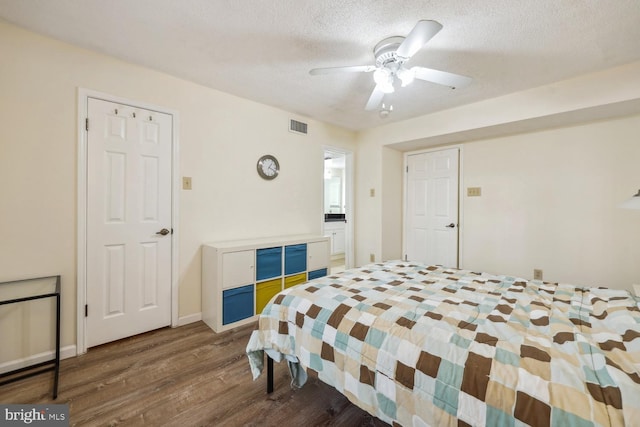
[246,261,640,426]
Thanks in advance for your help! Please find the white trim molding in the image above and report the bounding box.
[177,312,202,326]
[0,345,76,375]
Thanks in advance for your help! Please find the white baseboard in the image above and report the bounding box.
[0,345,76,375]
[177,312,202,326]
[1,315,203,374]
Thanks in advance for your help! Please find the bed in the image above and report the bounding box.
[246,261,640,426]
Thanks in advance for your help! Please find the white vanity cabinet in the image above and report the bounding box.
[202,234,330,332]
[324,221,346,255]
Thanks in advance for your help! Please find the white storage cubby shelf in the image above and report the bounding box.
[202,234,330,333]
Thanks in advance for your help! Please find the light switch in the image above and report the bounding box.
[467,187,481,197]
[182,177,192,190]
[533,269,543,280]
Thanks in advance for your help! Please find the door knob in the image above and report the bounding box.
[156,228,170,236]
[446,223,456,228]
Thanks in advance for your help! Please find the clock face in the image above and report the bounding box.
[257,155,279,180]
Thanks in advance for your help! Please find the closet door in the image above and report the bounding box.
[86,97,173,347]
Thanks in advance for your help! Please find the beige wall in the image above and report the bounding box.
[381,147,403,262]
[354,137,382,265]
[0,21,356,363]
[461,115,640,287]
[355,61,640,290]
[354,63,640,271]
[359,113,640,289]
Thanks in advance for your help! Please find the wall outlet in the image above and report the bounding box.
[533,269,543,280]
[633,284,640,297]
[182,177,193,190]
[370,253,375,262]
[467,187,482,197]
[370,188,375,197]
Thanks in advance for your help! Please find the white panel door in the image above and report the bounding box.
[406,148,459,267]
[86,98,172,347]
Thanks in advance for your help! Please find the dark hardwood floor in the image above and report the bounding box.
[0,321,389,426]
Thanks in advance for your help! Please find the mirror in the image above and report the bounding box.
[324,154,345,214]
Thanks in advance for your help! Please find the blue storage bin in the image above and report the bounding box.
[222,284,254,325]
[308,268,328,280]
[256,247,282,280]
[285,244,307,275]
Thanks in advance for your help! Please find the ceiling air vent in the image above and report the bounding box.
[289,119,308,135]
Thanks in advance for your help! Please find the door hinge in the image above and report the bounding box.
[85,118,89,131]
[85,304,88,317]
[406,166,408,173]
[404,254,408,261]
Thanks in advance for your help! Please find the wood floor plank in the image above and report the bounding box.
[0,322,389,426]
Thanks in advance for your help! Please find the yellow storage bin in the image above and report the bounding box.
[284,273,307,289]
[256,278,282,314]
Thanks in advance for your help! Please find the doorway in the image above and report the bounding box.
[77,89,179,354]
[323,148,354,273]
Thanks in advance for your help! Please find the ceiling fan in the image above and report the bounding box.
[309,20,472,111]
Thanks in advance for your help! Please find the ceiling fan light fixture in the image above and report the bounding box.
[309,20,470,113]
[374,68,395,93]
[373,68,390,85]
[397,67,415,87]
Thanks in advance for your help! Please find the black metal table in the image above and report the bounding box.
[0,275,61,399]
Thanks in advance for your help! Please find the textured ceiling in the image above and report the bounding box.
[1,0,639,130]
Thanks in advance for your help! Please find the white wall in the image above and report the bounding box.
[0,20,356,363]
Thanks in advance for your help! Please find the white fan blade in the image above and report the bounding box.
[412,67,472,89]
[396,20,443,60]
[365,85,385,111]
[310,65,376,75]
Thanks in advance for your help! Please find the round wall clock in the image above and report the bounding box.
[256,154,280,180]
